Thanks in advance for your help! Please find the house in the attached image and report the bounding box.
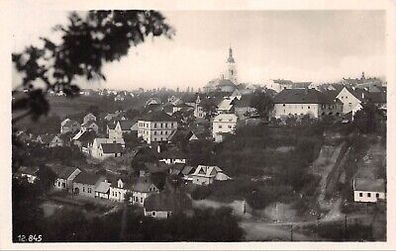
[107,120,136,139]
[35,134,54,146]
[130,176,160,206]
[96,143,124,159]
[145,97,161,108]
[272,88,343,119]
[72,171,102,198]
[353,178,386,203]
[191,165,230,185]
[60,118,80,134]
[14,166,40,183]
[232,94,257,119]
[72,129,96,154]
[54,166,82,193]
[137,111,178,144]
[95,179,112,199]
[193,95,206,119]
[49,135,64,148]
[143,191,192,219]
[159,147,187,165]
[83,113,96,124]
[108,176,131,202]
[91,137,125,159]
[81,120,99,134]
[212,113,238,143]
[217,97,235,114]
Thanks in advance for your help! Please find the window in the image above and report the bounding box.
[376,193,380,198]
[88,188,92,193]
[228,125,232,129]
[283,104,285,107]
[359,192,363,197]
[140,197,143,203]
[367,193,371,197]
[161,123,163,128]
[58,181,60,187]
[154,131,157,135]
[308,106,310,109]
[154,123,157,128]
[63,183,66,188]
[83,187,85,192]
[152,212,156,216]
[165,131,168,135]
[219,125,222,129]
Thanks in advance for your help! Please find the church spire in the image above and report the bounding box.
[227,46,235,63]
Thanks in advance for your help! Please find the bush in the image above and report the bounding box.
[191,186,212,200]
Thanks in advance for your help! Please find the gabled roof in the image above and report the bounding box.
[233,94,253,108]
[101,143,123,154]
[213,113,238,123]
[119,120,135,130]
[192,165,223,178]
[95,181,111,193]
[144,191,192,212]
[73,129,96,144]
[132,177,158,193]
[354,178,385,192]
[82,120,98,127]
[160,147,186,159]
[16,166,39,176]
[58,166,80,179]
[139,111,177,122]
[74,171,101,185]
[61,118,79,127]
[273,89,334,104]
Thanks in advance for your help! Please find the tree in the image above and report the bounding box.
[353,101,383,134]
[250,91,274,120]
[12,10,174,123]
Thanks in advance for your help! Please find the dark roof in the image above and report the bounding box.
[273,89,333,104]
[74,171,101,185]
[144,192,192,212]
[354,178,385,192]
[77,130,96,145]
[132,177,157,193]
[101,143,123,154]
[58,166,80,179]
[160,147,186,159]
[139,111,177,122]
[321,90,340,100]
[119,120,135,130]
[233,94,253,108]
[16,166,39,176]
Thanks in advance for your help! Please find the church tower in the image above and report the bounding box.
[226,47,237,84]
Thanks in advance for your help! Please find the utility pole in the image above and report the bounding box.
[344,214,348,241]
[290,224,293,241]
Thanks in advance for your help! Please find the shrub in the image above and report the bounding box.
[191,186,212,200]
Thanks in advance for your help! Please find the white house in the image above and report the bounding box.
[91,138,125,159]
[81,120,99,134]
[137,111,178,144]
[272,88,343,119]
[353,178,386,203]
[143,192,192,219]
[109,177,131,202]
[191,165,231,185]
[60,118,80,134]
[107,120,135,140]
[14,166,40,183]
[83,113,96,124]
[212,113,238,143]
[54,166,82,193]
[72,171,102,198]
[130,177,160,206]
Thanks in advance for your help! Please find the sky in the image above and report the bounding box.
[12,10,386,91]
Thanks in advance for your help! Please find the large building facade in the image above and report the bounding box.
[272,89,343,119]
[137,111,178,144]
[212,113,238,142]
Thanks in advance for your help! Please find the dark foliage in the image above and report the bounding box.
[12,10,174,122]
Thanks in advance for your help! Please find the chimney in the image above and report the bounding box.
[361,92,365,99]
